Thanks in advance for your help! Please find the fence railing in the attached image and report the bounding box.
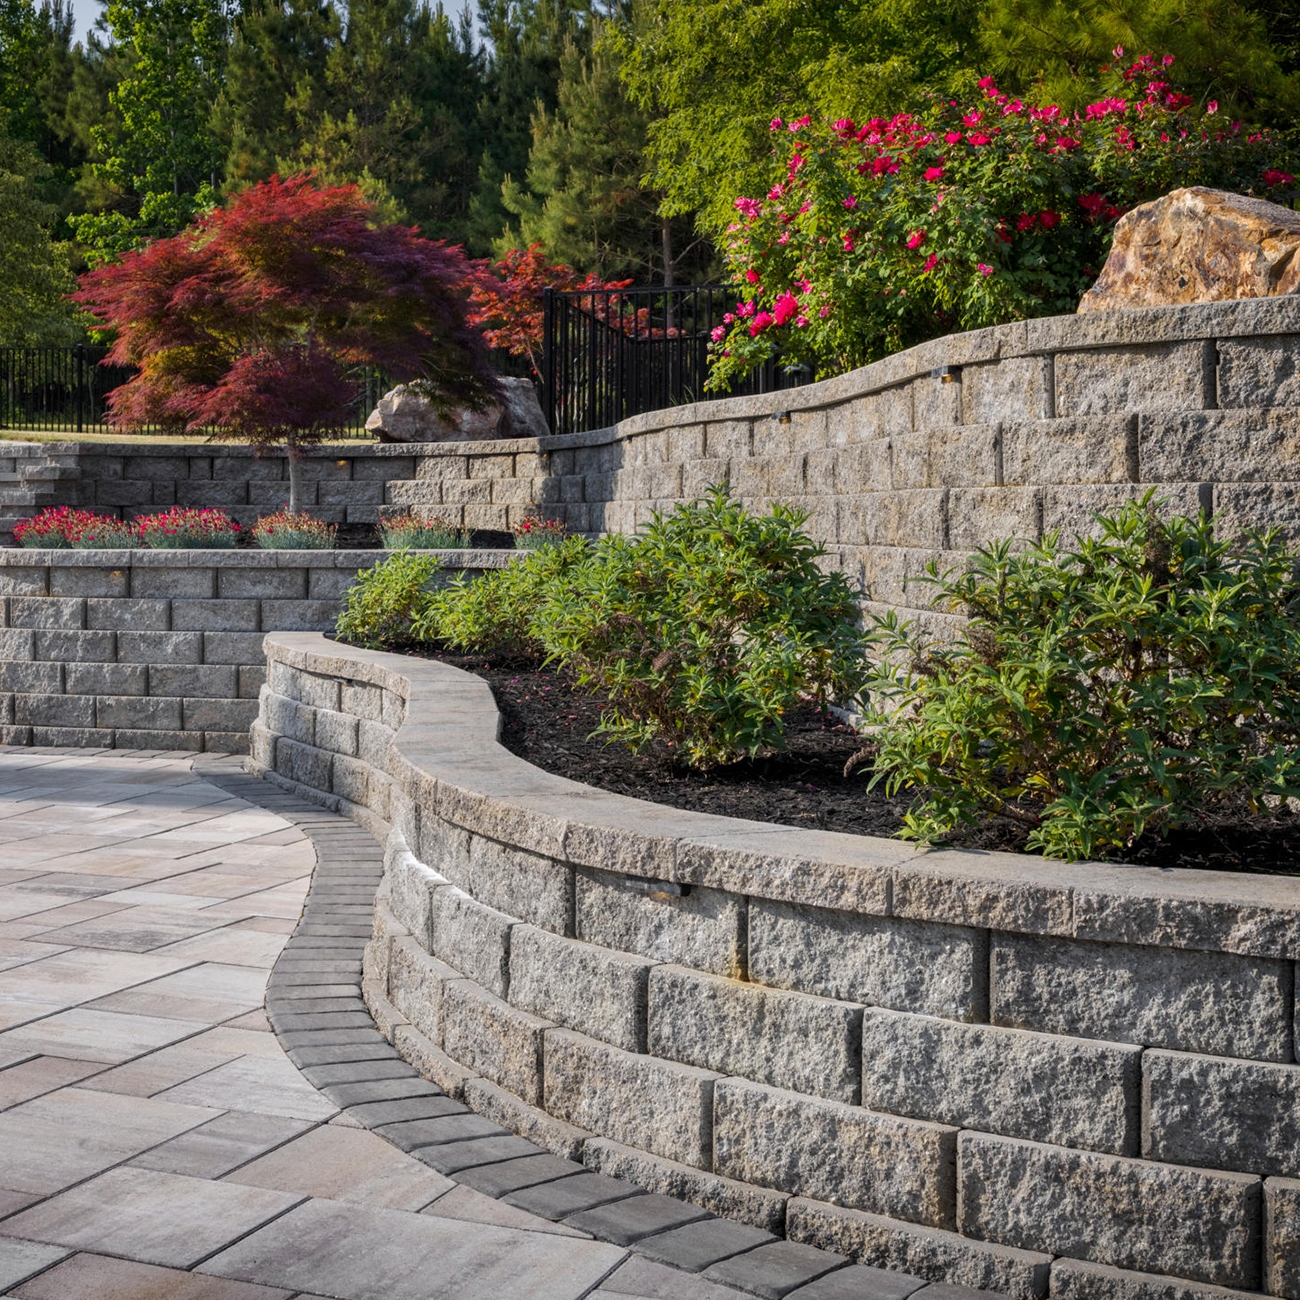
[0,346,385,439]
[541,284,811,437]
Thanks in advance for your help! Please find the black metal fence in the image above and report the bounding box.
[541,284,811,436]
[0,345,384,438]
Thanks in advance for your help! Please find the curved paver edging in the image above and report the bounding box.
[246,631,1300,1300]
[192,756,952,1300]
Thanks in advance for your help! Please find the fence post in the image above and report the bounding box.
[542,287,556,434]
[75,343,85,434]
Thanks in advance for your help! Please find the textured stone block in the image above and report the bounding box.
[388,936,460,1045]
[31,724,116,746]
[1054,343,1208,416]
[0,661,62,692]
[787,1198,1052,1299]
[149,664,238,698]
[1001,417,1132,486]
[648,965,862,1103]
[957,1130,1262,1288]
[268,660,339,710]
[714,1078,957,1229]
[961,355,1046,425]
[1051,1256,1271,1300]
[749,901,986,1022]
[0,628,36,661]
[429,885,515,998]
[843,489,945,549]
[947,487,1041,549]
[575,866,745,977]
[182,697,258,731]
[262,691,315,745]
[341,680,384,721]
[14,692,94,727]
[1143,1050,1300,1172]
[217,567,306,599]
[170,599,260,632]
[927,425,1000,487]
[861,1009,1140,1155]
[990,934,1292,1061]
[1139,409,1300,484]
[32,629,116,662]
[508,924,653,1053]
[1266,1177,1300,1299]
[0,566,48,596]
[258,599,340,631]
[129,566,215,598]
[462,1076,591,1161]
[1214,482,1300,545]
[49,565,130,598]
[202,631,269,665]
[8,596,85,628]
[543,1026,718,1169]
[86,597,170,630]
[440,976,550,1105]
[468,834,572,933]
[276,736,332,791]
[117,631,204,664]
[388,851,446,948]
[96,695,183,730]
[582,1136,788,1232]
[64,662,147,695]
[1217,337,1300,409]
[314,708,359,756]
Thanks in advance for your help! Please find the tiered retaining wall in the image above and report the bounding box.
[252,630,1300,1300]
[0,550,509,752]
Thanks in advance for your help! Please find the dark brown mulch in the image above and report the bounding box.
[404,649,1300,876]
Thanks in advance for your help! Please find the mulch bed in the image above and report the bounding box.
[405,649,1300,876]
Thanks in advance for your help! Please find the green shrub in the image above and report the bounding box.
[380,511,468,549]
[866,498,1300,861]
[532,488,869,768]
[335,551,441,649]
[251,509,337,549]
[411,535,591,655]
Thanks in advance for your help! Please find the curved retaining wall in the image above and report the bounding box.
[386,297,1300,638]
[252,630,1300,1300]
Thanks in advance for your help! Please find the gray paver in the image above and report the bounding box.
[0,1240,70,1292]
[374,1111,507,1149]
[455,1153,587,1199]
[505,1172,643,1221]
[416,1134,543,1175]
[703,1241,849,1299]
[785,1266,930,1300]
[635,1217,777,1271]
[566,1193,714,1245]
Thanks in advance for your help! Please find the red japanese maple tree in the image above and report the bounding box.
[75,175,497,513]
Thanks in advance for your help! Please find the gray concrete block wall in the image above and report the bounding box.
[255,636,1300,1300]
[0,549,506,752]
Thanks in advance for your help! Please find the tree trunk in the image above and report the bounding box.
[286,431,302,515]
[661,216,675,288]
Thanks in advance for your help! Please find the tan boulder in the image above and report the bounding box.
[365,376,549,443]
[1077,187,1300,313]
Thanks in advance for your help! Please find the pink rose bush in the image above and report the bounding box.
[709,56,1299,388]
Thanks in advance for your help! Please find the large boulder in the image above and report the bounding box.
[1077,186,1300,313]
[365,376,549,443]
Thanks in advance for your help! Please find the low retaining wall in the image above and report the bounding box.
[0,550,509,752]
[252,630,1300,1300]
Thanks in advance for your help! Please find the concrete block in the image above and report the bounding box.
[441,977,550,1104]
[49,566,130,598]
[388,850,446,948]
[117,631,204,664]
[341,680,384,722]
[1214,482,1300,545]
[122,454,190,481]
[1266,1176,1300,1299]
[961,355,1046,424]
[357,718,394,768]
[217,567,307,599]
[129,566,215,598]
[388,935,459,1045]
[842,489,945,549]
[268,661,339,710]
[462,1076,591,1162]
[705,420,752,459]
[149,664,238,698]
[13,693,94,727]
[509,924,654,1053]
[8,596,85,629]
[749,901,986,1022]
[238,665,267,697]
[0,665,62,696]
[714,1078,957,1230]
[543,1026,719,1169]
[259,599,341,632]
[262,690,315,744]
[429,885,515,998]
[183,697,259,732]
[990,934,1292,1062]
[787,1198,1051,1299]
[330,753,371,806]
[1143,1050,1300,1172]
[1001,416,1132,487]
[0,629,36,661]
[928,425,1001,488]
[170,599,260,632]
[1051,1256,1273,1300]
[414,815,471,892]
[947,487,1041,549]
[957,1130,1262,1288]
[581,1136,788,1233]
[86,598,170,630]
[313,708,359,755]
[467,834,571,933]
[96,695,183,730]
[64,662,147,695]
[95,478,154,506]
[1054,343,1208,416]
[575,866,746,977]
[31,725,115,746]
[0,566,49,596]
[1217,336,1300,408]
[276,736,332,791]
[203,632,268,665]
[648,964,862,1103]
[307,568,358,600]
[861,1009,1140,1155]
[32,630,116,662]
[1138,409,1300,484]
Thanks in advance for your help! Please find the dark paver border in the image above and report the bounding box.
[193,754,992,1300]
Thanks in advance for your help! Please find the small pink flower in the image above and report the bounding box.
[962,110,983,127]
[842,195,857,209]
[1206,99,1218,114]
[924,167,944,182]
[770,117,783,130]
[773,291,800,325]
[710,325,726,342]
[749,311,775,336]
[967,131,993,146]
[922,254,938,273]
[906,229,925,249]
[944,131,962,144]
[977,263,993,276]
[745,268,761,285]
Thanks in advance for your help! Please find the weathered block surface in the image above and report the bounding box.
[861,1009,1140,1155]
[648,964,863,1103]
[713,1078,957,1230]
[1051,1256,1271,1300]
[1265,1176,1300,1299]
[439,976,550,1105]
[957,1130,1263,1288]
[428,885,514,998]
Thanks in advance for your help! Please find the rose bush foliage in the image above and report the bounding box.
[710,55,1299,386]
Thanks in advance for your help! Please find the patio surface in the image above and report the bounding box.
[0,747,771,1300]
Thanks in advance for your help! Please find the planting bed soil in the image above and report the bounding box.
[410,649,1300,876]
